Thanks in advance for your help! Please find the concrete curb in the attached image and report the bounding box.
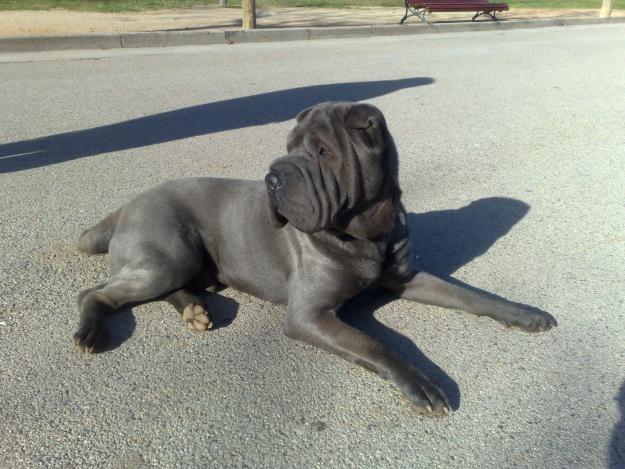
[1,16,624,53]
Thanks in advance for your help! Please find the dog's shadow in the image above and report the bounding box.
[199,292,240,330]
[101,311,138,353]
[340,197,530,410]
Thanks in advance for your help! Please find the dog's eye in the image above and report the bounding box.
[318,144,334,159]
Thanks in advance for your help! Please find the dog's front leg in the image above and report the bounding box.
[284,305,450,415]
[382,271,557,332]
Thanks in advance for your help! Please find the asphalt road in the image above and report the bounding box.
[1,24,624,468]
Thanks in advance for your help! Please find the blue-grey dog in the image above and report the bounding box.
[74,102,556,415]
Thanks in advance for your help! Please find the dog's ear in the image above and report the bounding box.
[267,196,287,228]
[343,103,385,151]
[295,106,314,123]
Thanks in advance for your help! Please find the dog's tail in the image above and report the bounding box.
[77,209,120,255]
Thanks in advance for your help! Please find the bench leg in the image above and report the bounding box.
[400,6,427,24]
[400,5,410,24]
[472,10,498,21]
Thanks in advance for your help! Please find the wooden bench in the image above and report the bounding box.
[400,0,509,24]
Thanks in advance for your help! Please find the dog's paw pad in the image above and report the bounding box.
[182,303,213,332]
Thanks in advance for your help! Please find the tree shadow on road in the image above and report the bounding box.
[340,197,530,411]
[0,77,432,173]
[610,381,625,468]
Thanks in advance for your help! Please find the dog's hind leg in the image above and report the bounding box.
[73,261,198,353]
[165,289,213,332]
[77,210,119,255]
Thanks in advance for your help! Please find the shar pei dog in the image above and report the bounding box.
[73,101,556,416]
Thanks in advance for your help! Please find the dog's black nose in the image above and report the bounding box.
[265,172,282,191]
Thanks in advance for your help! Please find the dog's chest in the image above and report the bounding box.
[310,237,386,286]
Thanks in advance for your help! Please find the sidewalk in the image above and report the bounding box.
[2,6,624,37]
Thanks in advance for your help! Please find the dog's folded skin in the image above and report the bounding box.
[74,102,556,416]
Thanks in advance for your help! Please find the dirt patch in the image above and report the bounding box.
[40,243,83,263]
[1,6,622,37]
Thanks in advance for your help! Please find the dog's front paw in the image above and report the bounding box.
[395,372,451,416]
[504,305,557,332]
[73,321,106,353]
[182,303,213,332]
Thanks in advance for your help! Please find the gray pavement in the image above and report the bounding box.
[1,24,624,468]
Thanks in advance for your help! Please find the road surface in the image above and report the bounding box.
[1,24,624,468]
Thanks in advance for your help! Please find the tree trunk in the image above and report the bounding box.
[219,0,227,7]
[600,0,614,17]
[243,0,256,29]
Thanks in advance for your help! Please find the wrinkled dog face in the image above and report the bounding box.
[265,102,399,235]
